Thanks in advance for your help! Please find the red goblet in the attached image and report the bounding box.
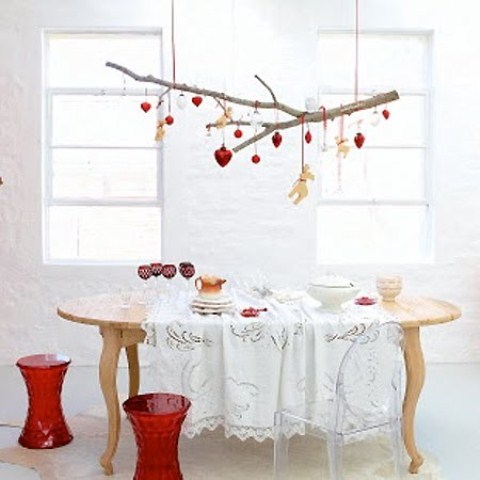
[179,262,196,299]
[161,264,177,301]
[137,264,152,304]
[150,262,163,292]
[161,264,177,279]
[179,262,195,279]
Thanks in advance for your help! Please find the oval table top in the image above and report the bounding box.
[57,293,461,331]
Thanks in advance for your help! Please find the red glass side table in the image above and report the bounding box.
[123,393,191,480]
[16,354,73,449]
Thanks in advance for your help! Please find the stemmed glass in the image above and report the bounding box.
[150,262,163,294]
[137,264,153,304]
[161,264,177,303]
[179,262,196,300]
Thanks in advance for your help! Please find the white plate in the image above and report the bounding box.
[271,289,305,303]
[191,298,233,307]
[192,294,233,305]
[192,304,233,311]
[196,292,231,300]
[191,306,233,315]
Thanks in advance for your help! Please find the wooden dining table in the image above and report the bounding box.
[57,293,461,476]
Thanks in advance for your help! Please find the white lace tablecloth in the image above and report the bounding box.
[142,290,397,441]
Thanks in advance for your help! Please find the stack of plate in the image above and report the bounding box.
[190,293,235,315]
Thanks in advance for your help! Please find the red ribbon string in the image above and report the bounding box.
[320,106,327,149]
[301,115,305,170]
[354,0,359,102]
[171,0,176,87]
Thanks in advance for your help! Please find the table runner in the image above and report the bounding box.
[142,290,397,441]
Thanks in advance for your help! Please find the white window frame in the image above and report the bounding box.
[42,28,164,265]
[316,28,434,264]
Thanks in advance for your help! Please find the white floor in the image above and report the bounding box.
[0,363,479,479]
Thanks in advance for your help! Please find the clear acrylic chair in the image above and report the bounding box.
[274,321,405,480]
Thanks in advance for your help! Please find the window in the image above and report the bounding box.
[316,31,432,264]
[43,31,162,263]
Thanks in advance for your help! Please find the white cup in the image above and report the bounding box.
[376,275,402,303]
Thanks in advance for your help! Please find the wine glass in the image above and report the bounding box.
[137,264,153,304]
[119,288,131,309]
[150,262,163,293]
[179,262,196,300]
[161,264,177,302]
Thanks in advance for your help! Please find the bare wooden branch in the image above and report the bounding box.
[106,62,303,117]
[105,61,399,154]
[230,90,400,153]
[254,75,277,104]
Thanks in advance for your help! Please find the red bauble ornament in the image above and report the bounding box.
[214,145,233,168]
[251,154,261,164]
[272,131,282,148]
[192,96,203,107]
[354,132,366,149]
[140,102,152,113]
[234,128,243,138]
[305,130,313,144]
[165,115,174,125]
[382,108,390,120]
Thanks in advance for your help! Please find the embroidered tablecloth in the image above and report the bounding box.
[142,290,397,441]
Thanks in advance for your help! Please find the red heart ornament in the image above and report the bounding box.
[305,130,313,144]
[234,128,243,138]
[214,145,233,167]
[382,108,390,120]
[251,154,261,164]
[354,132,366,149]
[192,96,203,107]
[272,131,282,148]
[165,115,174,125]
[140,101,151,113]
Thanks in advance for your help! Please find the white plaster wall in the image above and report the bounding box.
[0,0,479,365]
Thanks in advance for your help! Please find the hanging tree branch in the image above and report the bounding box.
[106,61,399,153]
[254,74,277,104]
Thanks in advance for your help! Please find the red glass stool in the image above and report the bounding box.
[16,354,73,449]
[123,393,191,480]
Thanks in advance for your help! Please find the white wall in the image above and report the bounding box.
[0,0,479,365]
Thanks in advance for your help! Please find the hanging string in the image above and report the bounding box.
[337,114,345,192]
[171,0,177,87]
[320,106,327,151]
[354,0,360,102]
[230,0,237,93]
[167,0,177,114]
[301,115,305,171]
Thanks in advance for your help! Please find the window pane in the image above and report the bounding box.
[51,95,158,147]
[47,33,161,88]
[317,205,428,263]
[322,94,426,146]
[320,148,425,200]
[52,148,158,199]
[47,206,161,261]
[317,33,429,90]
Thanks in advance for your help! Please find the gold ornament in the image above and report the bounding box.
[335,136,350,158]
[155,120,166,141]
[215,106,233,129]
[288,164,315,205]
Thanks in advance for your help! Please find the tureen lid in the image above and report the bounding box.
[309,274,355,288]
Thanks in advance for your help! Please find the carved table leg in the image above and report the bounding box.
[126,344,140,398]
[403,327,425,474]
[99,327,122,475]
